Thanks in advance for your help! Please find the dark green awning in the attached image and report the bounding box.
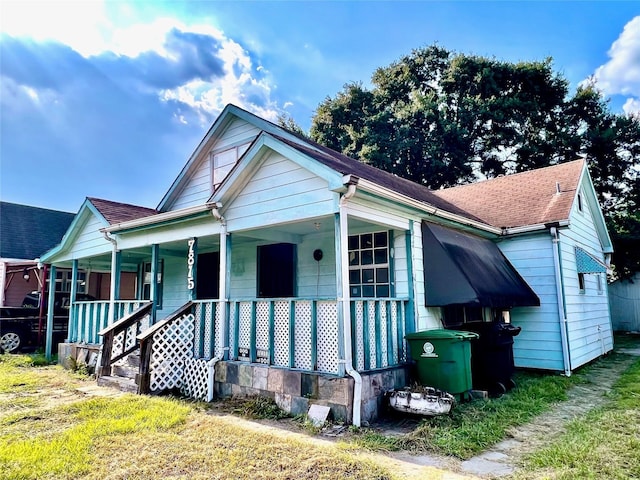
[421,222,540,308]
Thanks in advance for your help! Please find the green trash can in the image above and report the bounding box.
[405,329,479,400]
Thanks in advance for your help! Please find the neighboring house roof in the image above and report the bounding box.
[0,202,75,260]
[87,198,158,225]
[433,159,585,229]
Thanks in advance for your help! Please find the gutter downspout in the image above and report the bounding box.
[338,183,363,427]
[103,231,118,326]
[551,227,571,376]
[207,347,229,402]
[207,205,228,399]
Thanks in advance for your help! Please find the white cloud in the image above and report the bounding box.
[593,16,640,113]
[623,97,640,115]
[2,3,284,125]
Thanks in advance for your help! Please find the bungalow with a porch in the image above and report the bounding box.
[39,104,614,424]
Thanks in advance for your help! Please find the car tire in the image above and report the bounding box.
[0,327,25,353]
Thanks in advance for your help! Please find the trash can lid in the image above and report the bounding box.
[405,329,479,340]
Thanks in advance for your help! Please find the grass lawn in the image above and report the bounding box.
[1,335,638,479]
[0,354,442,480]
[512,338,640,479]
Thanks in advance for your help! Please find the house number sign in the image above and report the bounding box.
[187,238,196,290]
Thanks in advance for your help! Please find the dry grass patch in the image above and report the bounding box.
[86,413,395,480]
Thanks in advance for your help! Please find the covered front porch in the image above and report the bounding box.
[51,207,418,424]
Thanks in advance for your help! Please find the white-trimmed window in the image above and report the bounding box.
[54,270,86,293]
[348,231,390,298]
[211,142,251,191]
[577,192,584,213]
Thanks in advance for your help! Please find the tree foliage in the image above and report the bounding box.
[309,45,640,278]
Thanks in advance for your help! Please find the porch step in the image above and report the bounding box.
[97,375,138,394]
[126,353,141,368]
[112,364,138,380]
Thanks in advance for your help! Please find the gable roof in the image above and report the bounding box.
[273,135,481,222]
[433,160,585,230]
[0,202,75,260]
[157,104,308,212]
[87,198,158,225]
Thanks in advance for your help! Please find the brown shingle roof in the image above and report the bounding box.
[273,134,483,221]
[88,198,158,225]
[433,159,585,229]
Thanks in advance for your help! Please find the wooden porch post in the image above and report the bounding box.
[405,221,416,334]
[108,249,121,328]
[334,212,349,377]
[150,244,159,324]
[219,229,231,360]
[68,259,79,342]
[45,265,57,361]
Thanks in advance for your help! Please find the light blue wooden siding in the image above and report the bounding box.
[498,234,565,371]
[228,234,337,298]
[412,221,442,330]
[171,158,212,211]
[156,254,190,318]
[224,152,336,231]
[297,233,337,297]
[560,187,614,369]
[54,214,111,262]
[169,118,262,211]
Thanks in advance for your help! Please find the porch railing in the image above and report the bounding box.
[78,297,411,376]
[69,300,149,344]
[96,303,153,378]
[191,297,409,375]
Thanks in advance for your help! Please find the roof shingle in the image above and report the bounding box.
[433,159,584,229]
[87,198,158,225]
[0,202,75,260]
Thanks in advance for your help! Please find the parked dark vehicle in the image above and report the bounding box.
[0,292,96,353]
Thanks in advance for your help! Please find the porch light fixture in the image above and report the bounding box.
[314,222,321,231]
[23,268,30,282]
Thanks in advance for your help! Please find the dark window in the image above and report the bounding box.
[442,305,485,328]
[578,272,586,293]
[197,252,220,299]
[257,243,296,298]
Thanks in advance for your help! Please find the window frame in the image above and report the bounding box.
[347,230,392,298]
[211,142,252,191]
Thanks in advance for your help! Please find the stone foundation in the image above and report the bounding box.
[214,361,409,424]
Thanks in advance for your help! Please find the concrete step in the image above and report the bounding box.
[112,364,138,380]
[126,353,141,368]
[97,375,138,394]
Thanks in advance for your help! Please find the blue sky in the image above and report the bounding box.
[1,1,639,213]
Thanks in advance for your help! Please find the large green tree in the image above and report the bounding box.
[309,45,640,278]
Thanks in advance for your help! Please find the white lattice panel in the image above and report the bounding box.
[273,301,290,367]
[181,357,211,401]
[354,301,365,371]
[238,302,251,359]
[316,301,339,373]
[214,303,224,358]
[150,313,195,392]
[294,301,313,370]
[256,301,270,353]
[229,303,236,358]
[368,301,377,369]
[380,302,388,368]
